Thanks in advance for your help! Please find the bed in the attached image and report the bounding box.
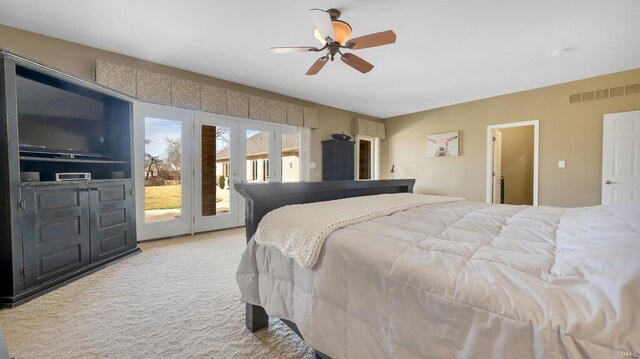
[235,180,640,359]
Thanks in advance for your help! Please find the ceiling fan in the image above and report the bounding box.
[270,8,397,75]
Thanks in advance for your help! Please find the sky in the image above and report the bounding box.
[144,117,261,159]
[144,118,181,158]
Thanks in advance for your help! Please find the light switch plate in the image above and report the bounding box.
[558,160,566,168]
[310,162,316,169]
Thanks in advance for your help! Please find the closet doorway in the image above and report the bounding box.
[355,135,380,180]
[486,120,539,206]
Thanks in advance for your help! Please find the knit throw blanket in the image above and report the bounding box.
[253,193,464,269]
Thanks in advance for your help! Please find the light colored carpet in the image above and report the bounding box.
[0,228,313,359]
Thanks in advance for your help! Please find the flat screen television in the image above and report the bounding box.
[16,74,107,156]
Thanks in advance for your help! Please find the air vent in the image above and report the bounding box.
[626,84,640,95]
[595,89,609,100]
[611,86,625,97]
[581,91,595,101]
[569,93,581,104]
[569,82,639,104]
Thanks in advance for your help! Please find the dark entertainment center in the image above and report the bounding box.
[0,49,139,307]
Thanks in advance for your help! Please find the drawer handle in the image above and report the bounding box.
[89,187,99,191]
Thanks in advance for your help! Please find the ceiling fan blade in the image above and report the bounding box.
[310,9,335,43]
[346,30,397,50]
[341,53,374,74]
[305,56,328,76]
[270,46,318,54]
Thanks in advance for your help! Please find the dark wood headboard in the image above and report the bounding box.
[235,179,415,243]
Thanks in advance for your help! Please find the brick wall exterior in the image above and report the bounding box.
[201,125,217,216]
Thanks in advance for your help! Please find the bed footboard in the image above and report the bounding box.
[235,180,415,355]
[235,179,415,247]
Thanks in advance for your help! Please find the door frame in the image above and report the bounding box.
[486,120,540,206]
[491,129,503,204]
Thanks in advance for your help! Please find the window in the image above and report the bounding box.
[262,160,269,181]
[250,160,258,181]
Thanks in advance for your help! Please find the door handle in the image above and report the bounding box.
[604,180,617,185]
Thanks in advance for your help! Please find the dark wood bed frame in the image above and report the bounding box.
[235,179,416,359]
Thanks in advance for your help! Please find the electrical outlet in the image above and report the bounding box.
[558,160,566,168]
[310,162,316,169]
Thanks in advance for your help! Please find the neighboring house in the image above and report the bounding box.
[215,132,299,184]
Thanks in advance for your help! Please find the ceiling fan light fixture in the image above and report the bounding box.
[273,8,396,76]
[313,20,352,45]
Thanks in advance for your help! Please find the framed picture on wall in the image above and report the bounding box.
[427,131,459,157]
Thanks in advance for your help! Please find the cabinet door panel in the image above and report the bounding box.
[89,180,135,261]
[22,184,91,288]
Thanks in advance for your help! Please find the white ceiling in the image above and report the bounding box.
[1,0,639,118]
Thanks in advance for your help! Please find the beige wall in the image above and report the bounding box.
[382,68,640,207]
[0,24,379,181]
[500,126,534,205]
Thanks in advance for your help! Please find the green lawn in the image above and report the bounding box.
[144,184,222,210]
[144,185,182,210]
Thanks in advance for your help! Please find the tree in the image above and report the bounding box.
[164,137,182,180]
[215,127,230,153]
[144,138,158,179]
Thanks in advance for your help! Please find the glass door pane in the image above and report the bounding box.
[282,133,300,182]
[144,118,183,223]
[245,129,271,183]
[194,115,239,232]
[201,125,230,216]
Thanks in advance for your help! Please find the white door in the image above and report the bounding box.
[193,114,240,232]
[135,104,305,240]
[602,110,640,204]
[135,104,193,240]
[492,129,502,204]
[238,123,303,185]
[236,122,303,224]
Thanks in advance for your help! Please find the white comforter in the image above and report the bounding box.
[254,193,462,269]
[237,199,640,359]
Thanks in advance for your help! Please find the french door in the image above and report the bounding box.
[236,123,301,223]
[134,105,192,240]
[134,103,304,240]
